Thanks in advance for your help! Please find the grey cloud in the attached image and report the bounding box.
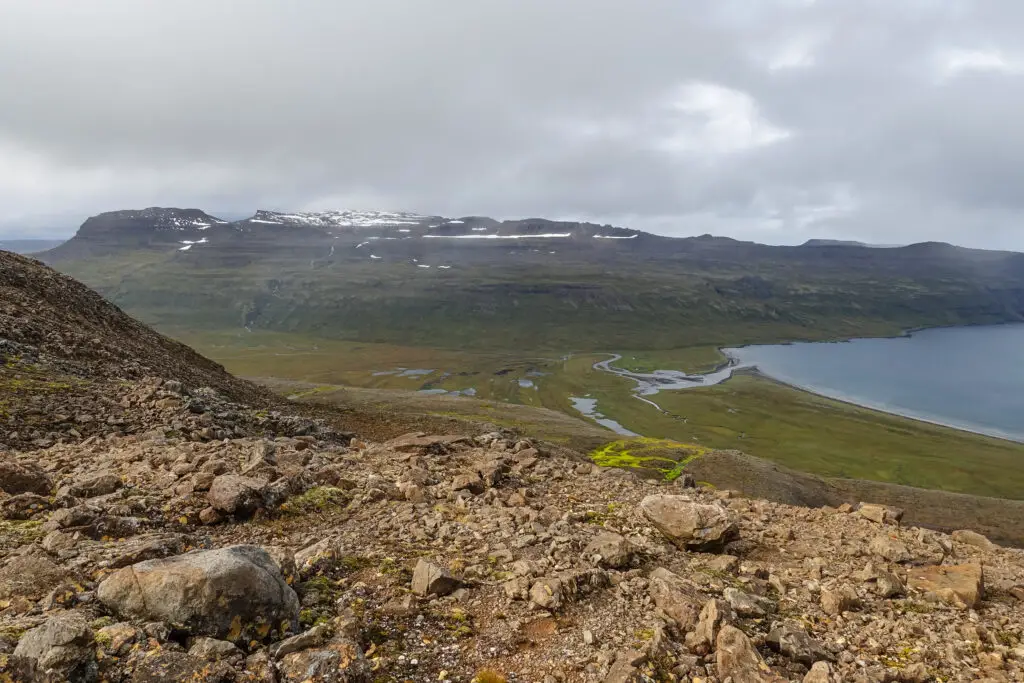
[1,0,1023,249]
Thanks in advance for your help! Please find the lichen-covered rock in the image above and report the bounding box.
[278,636,370,682]
[12,610,97,683]
[188,637,244,662]
[640,494,738,551]
[97,545,299,642]
[530,577,564,610]
[128,650,235,682]
[1,492,51,519]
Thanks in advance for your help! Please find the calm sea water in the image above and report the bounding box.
[727,324,1024,442]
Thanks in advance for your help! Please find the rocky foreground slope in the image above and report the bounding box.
[2,251,1024,682]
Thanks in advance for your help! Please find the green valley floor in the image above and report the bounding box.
[173,329,1024,501]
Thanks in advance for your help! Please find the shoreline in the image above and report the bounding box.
[597,335,1024,446]
[736,367,1024,445]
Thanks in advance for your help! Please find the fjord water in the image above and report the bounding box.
[727,324,1024,442]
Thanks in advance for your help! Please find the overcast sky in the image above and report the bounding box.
[2,0,1023,248]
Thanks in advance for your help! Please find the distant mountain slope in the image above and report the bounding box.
[0,239,66,254]
[38,207,1024,350]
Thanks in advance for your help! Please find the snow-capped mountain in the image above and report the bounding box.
[42,206,652,264]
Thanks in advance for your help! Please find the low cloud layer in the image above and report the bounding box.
[2,0,1023,248]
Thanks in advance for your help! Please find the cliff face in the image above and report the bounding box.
[2,253,1024,682]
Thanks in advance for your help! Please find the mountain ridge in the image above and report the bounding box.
[44,206,1024,256]
[34,206,1024,352]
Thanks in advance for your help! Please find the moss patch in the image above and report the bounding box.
[280,486,349,515]
[589,437,709,480]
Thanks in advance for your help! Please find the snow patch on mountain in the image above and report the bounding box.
[253,210,430,228]
[178,238,209,251]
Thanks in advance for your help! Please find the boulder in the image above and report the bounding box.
[207,474,268,516]
[868,534,912,563]
[857,503,903,525]
[278,636,370,682]
[0,553,68,600]
[648,567,705,631]
[386,432,469,454]
[270,624,332,660]
[639,494,738,551]
[1,492,51,519]
[12,610,97,683]
[451,472,485,495]
[685,598,730,656]
[724,587,775,618]
[97,545,299,642]
[803,662,833,683]
[94,623,140,656]
[875,569,906,598]
[529,569,609,611]
[188,637,244,662]
[411,559,460,597]
[295,538,345,576]
[67,472,122,498]
[820,585,859,615]
[766,622,832,666]
[908,562,984,609]
[716,624,783,683]
[604,649,646,683]
[530,577,563,610]
[584,531,633,569]
[129,650,235,682]
[0,457,52,495]
[952,529,996,550]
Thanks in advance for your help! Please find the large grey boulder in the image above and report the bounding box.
[12,610,97,683]
[97,545,299,642]
[640,494,739,551]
